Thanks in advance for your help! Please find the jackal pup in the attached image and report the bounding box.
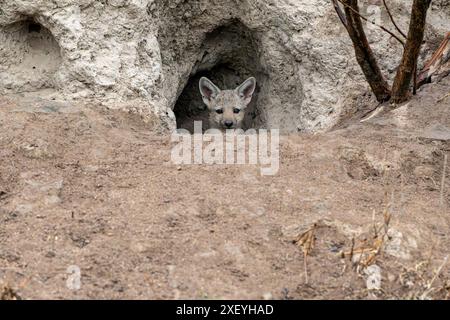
[199,77,256,130]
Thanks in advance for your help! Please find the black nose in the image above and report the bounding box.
[224,121,234,128]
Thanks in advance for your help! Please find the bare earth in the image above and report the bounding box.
[1,78,449,300]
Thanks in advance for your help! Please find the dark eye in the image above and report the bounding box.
[215,109,223,114]
[233,108,241,114]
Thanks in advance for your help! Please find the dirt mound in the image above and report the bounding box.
[1,76,449,299]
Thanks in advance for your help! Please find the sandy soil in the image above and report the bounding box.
[1,78,449,300]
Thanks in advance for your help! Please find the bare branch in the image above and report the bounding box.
[383,0,407,39]
[341,0,391,102]
[392,0,432,103]
[418,32,450,87]
[337,0,405,47]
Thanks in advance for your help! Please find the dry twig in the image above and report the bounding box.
[382,0,407,39]
[336,0,406,47]
[294,224,317,283]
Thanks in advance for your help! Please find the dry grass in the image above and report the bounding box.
[396,255,449,300]
[340,204,392,271]
[436,91,450,103]
[293,223,317,284]
[292,194,450,300]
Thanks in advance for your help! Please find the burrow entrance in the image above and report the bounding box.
[174,20,268,133]
[0,19,62,92]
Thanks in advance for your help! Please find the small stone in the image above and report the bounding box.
[45,251,56,258]
[365,265,382,291]
[413,165,434,178]
[262,292,273,300]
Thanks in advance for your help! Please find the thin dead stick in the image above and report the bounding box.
[304,256,309,284]
[294,224,316,284]
[420,255,449,299]
[382,0,407,39]
[372,209,378,237]
[437,92,450,103]
[440,154,448,207]
[336,0,405,47]
[398,173,406,216]
[349,237,355,263]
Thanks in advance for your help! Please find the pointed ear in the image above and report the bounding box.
[199,77,221,107]
[236,77,256,106]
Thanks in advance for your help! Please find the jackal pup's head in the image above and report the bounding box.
[199,77,257,129]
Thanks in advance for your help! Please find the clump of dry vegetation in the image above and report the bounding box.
[293,223,318,284]
[0,283,21,300]
[293,195,449,300]
[340,204,392,270]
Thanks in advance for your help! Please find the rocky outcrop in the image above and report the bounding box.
[0,0,449,132]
